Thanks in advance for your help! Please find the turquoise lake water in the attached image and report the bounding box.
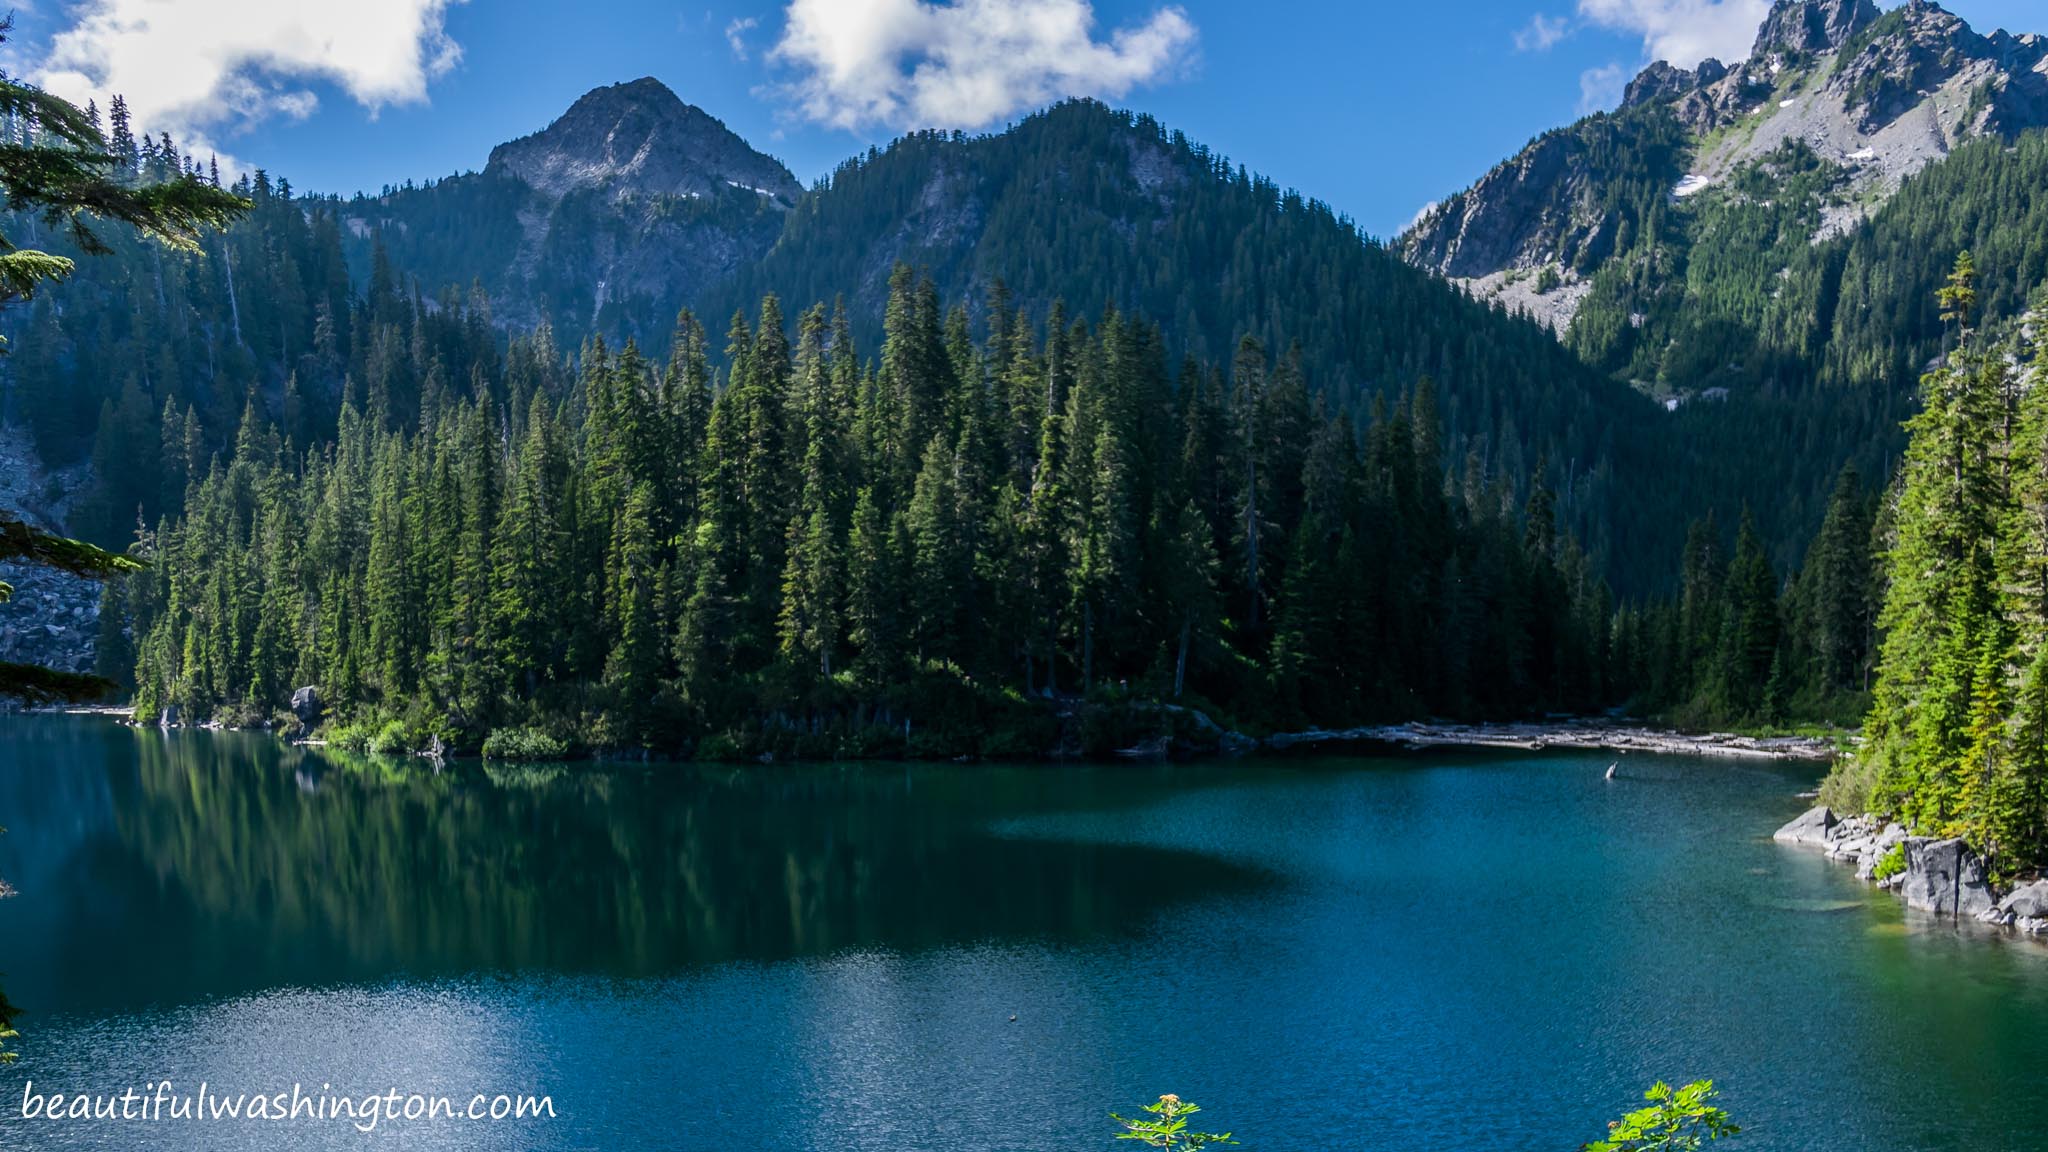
[3,714,2048,1150]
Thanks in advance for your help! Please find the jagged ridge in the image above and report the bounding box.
[1399,0,2048,332]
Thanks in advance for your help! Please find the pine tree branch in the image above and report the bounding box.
[0,516,145,586]
[0,53,251,305]
[0,662,120,705]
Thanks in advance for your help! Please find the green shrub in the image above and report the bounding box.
[693,732,744,763]
[212,700,270,730]
[980,714,1057,760]
[368,719,412,756]
[1872,842,1907,883]
[481,726,570,761]
[0,984,16,1064]
[844,723,906,760]
[905,725,973,760]
[1817,754,1878,815]
[325,721,375,752]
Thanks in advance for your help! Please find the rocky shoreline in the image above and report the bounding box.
[1275,721,1842,761]
[1774,806,2048,933]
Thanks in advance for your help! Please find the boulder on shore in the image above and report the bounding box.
[2000,881,2048,920]
[1900,837,1998,918]
[1959,849,1998,919]
[1773,806,1837,846]
[291,685,323,725]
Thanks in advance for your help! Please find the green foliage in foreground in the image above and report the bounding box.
[0,17,247,320]
[1585,1080,1738,1152]
[1112,1095,1234,1149]
[0,661,120,706]
[0,825,14,1064]
[1105,1083,1733,1151]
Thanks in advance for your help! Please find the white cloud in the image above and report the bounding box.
[1578,62,1627,112]
[768,0,1196,132]
[31,0,464,166]
[1575,0,1769,68]
[1514,13,1570,53]
[727,16,760,60]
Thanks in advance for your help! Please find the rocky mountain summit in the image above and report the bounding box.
[350,77,798,334]
[1628,0,2047,158]
[485,77,801,204]
[1399,0,2048,332]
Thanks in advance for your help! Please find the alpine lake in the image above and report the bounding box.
[3,713,2047,1151]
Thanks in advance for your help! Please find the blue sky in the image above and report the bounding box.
[10,0,2043,238]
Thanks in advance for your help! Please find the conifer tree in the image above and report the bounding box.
[0,22,245,702]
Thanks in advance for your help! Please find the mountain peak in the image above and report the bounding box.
[485,79,802,204]
[1751,0,1881,60]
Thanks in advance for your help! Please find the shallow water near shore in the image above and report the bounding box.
[3,713,2047,1151]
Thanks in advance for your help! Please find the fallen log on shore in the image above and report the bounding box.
[1264,721,1843,762]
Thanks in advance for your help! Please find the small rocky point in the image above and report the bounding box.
[1775,806,2047,931]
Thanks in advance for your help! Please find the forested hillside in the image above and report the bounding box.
[113,249,1889,755]
[2,88,1704,596]
[1400,0,2048,568]
[0,67,1910,747]
[113,271,1634,756]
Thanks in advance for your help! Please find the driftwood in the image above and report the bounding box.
[1264,721,1842,762]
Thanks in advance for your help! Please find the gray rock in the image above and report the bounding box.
[1958,849,1998,919]
[1898,837,1947,911]
[1900,837,1997,918]
[1773,806,1837,846]
[290,685,323,725]
[1623,61,1700,109]
[1855,823,1908,879]
[1825,813,1872,842]
[2000,880,2048,919]
[1753,0,1880,59]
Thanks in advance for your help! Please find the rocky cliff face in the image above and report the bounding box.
[485,78,801,204]
[0,425,102,687]
[1399,0,2048,330]
[1755,0,1878,58]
